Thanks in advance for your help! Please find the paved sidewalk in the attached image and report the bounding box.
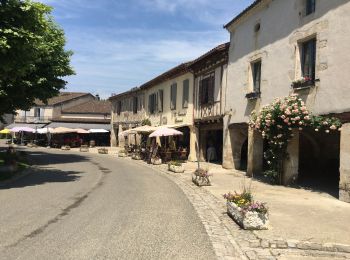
[141,160,350,259]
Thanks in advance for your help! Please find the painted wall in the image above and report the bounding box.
[225,0,350,125]
[145,72,194,127]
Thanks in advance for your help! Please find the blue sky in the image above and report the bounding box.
[38,0,254,98]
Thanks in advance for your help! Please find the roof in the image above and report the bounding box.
[51,117,110,124]
[140,62,193,90]
[109,87,141,101]
[224,0,264,29]
[34,92,92,106]
[190,42,230,71]
[62,100,111,115]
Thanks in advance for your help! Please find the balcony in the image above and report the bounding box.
[15,116,52,123]
[195,101,222,120]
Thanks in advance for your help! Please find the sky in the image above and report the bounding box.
[38,0,255,99]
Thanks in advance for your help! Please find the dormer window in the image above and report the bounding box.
[305,0,316,16]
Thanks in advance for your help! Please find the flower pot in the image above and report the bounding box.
[132,154,141,160]
[98,148,108,154]
[61,145,71,151]
[152,158,162,165]
[118,152,127,157]
[226,201,269,230]
[168,164,185,173]
[192,174,211,186]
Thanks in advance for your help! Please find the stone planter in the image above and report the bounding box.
[118,152,127,157]
[192,174,211,186]
[168,164,185,173]
[226,201,269,230]
[80,145,89,152]
[151,158,162,165]
[61,145,71,151]
[98,148,108,154]
[132,154,142,160]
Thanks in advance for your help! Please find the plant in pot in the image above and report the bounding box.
[98,148,108,154]
[192,168,212,186]
[118,149,127,157]
[168,160,185,173]
[223,191,269,230]
[151,155,162,165]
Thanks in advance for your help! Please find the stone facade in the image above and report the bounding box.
[223,0,350,202]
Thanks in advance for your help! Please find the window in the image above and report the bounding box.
[305,0,316,15]
[199,73,215,105]
[182,79,189,108]
[34,107,41,118]
[252,60,261,93]
[116,101,121,115]
[302,38,316,80]
[148,93,158,114]
[158,89,163,112]
[170,83,177,110]
[132,96,138,114]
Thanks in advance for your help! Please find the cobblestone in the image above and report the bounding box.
[134,160,350,260]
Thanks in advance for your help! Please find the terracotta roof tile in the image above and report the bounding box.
[34,92,92,106]
[62,100,111,114]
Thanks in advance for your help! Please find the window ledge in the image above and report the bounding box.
[245,92,261,100]
[291,79,319,90]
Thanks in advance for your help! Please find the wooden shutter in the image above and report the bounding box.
[182,79,189,108]
[158,90,163,112]
[208,74,215,104]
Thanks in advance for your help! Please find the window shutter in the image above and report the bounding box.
[148,95,152,113]
[208,75,215,103]
[199,79,203,105]
[158,90,163,112]
[182,79,189,108]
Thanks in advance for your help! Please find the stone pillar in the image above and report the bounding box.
[282,129,299,185]
[223,126,234,169]
[199,128,207,162]
[188,125,199,162]
[110,126,117,147]
[340,123,350,203]
[118,124,125,148]
[247,128,263,177]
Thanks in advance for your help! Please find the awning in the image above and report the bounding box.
[129,125,157,134]
[46,122,111,131]
[6,123,47,129]
[159,123,191,129]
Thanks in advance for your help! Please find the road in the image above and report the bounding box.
[0,148,216,259]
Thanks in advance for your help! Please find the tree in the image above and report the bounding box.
[0,0,74,117]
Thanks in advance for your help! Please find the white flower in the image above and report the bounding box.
[315,128,319,132]
[325,130,330,133]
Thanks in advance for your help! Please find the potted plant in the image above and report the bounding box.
[151,156,162,165]
[131,152,142,160]
[291,76,314,89]
[118,149,127,157]
[61,145,71,151]
[168,161,185,173]
[80,145,89,152]
[223,191,269,230]
[98,148,108,154]
[192,168,212,186]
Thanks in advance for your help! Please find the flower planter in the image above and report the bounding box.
[118,152,127,157]
[168,164,185,173]
[245,91,260,100]
[151,158,162,165]
[80,145,89,152]
[291,79,315,90]
[227,201,269,230]
[192,174,211,186]
[61,145,71,151]
[132,154,142,160]
[98,148,108,154]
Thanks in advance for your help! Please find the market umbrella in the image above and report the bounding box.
[51,127,77,134]
[129,125,157,134]
[74,128,89,134]
[89,129,109,133]
[10,126,35,133]
[36,128,54,134]
[149,127,183,137]
[0,129,10,134]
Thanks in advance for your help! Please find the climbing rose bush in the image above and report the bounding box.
[249,94,342,183]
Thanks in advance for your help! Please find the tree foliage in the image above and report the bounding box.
[0,0,74,116]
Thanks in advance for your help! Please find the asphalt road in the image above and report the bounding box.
[0,148,216,260]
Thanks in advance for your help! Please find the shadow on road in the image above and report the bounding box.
[0,168,82,190]
[26,150,89,166]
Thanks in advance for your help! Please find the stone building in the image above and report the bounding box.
[109,88,146,147]
[223,0,350,202]
[191,43,230,164]
[140,62,196,160]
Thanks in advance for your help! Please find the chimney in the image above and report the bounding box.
[95,94,100,101]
